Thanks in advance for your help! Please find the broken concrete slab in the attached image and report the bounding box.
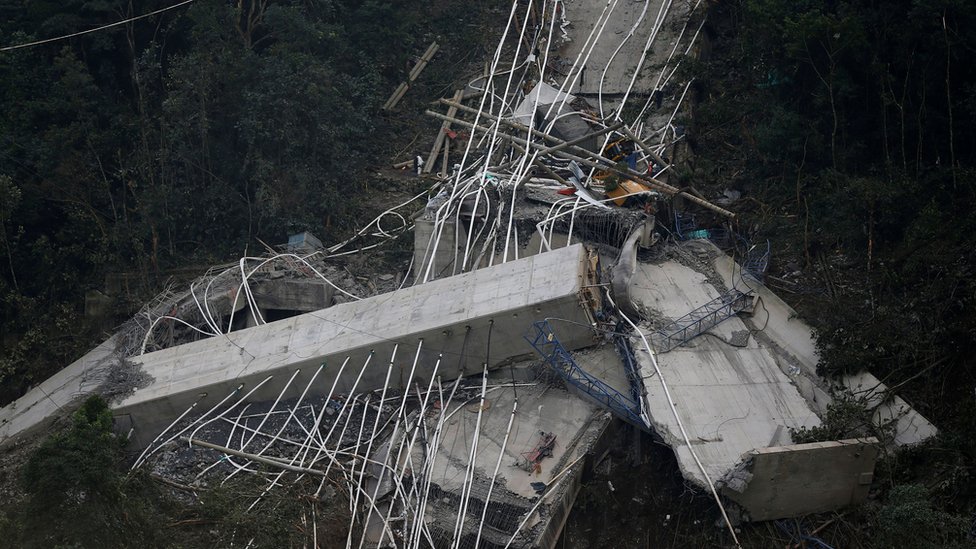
[628,257,822,488]
[0,335,120,448]
[557,0,666,96]
[721,438,879,521]
[713,250,938,446]
[418,381,611,547]
[841,372,938,447]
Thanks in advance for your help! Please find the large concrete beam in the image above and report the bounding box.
[0,335,119,448]
[114,245,598,447]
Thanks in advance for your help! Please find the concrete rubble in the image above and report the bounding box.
[0,0,941,547]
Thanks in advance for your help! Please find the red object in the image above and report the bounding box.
[445,129,458,139]
[520,431,557,471]
[557,187,577,196]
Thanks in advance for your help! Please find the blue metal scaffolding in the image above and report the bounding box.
[526,321,646,428]
[651,289,753,352]
[614,330,645,411]
[743,239,771,280]
[673,211,771,280]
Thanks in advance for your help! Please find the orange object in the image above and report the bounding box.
[605,179,653,206]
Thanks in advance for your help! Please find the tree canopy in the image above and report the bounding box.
[692,0,976,538]
[0,0,491,404]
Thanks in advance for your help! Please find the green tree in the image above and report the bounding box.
[875,484,970,548]
[4,396,136,547]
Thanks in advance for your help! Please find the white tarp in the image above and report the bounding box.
[511,82,576,126]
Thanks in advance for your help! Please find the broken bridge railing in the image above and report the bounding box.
[614,329,645,412]
[650,288,753,352]
[673,212,771,280]
[743,239,771,280]
[526,321,646,428]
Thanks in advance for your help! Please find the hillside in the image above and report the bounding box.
[1,1,974,547]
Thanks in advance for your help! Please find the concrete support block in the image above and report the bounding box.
[413,218,464,282]
[248,279,334,312]
[721,438,879,521]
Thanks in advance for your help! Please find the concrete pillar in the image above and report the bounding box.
[413,218,463,282]
[638,217,659,248]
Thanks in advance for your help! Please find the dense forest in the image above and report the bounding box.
[0,0,974,547]
[691,0,976,545]
[0,0,498,544]
[0,0,494,405]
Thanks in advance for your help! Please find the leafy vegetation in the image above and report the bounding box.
[875,484,970,549]
[788,395,894,445]
[0,395,349,547]
[1,396,155,547]
[0,0,501,406]
[691,0,976,545]
[0,1,503,543]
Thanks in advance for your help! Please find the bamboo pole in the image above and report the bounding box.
[495,121,627,170]
[383,42,440,110]
[620,126,670,171]
[425,90,464,173]
[382,82,409,110]
[182,437,327,476]
[424,109,735,218]
[408,42,440,82]
[537,121,626,156]
[436,99,733,216]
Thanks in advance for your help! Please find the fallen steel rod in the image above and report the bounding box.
[621,126,671,171]
[424,110,735,218]
[182,437,327,476]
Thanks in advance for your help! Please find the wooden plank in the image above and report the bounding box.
[424,89,464,173]
[408,42,440,82]
[383,42,439,111]
[382,82,409,110]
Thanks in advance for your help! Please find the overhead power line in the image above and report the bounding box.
[0,0,196,53]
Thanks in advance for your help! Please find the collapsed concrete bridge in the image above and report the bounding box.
[0,0,940,547]
[113,244,601,446]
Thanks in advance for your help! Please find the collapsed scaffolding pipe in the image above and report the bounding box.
[424,109,734,218]
[364,339,424,549]
[450,362,490,546]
